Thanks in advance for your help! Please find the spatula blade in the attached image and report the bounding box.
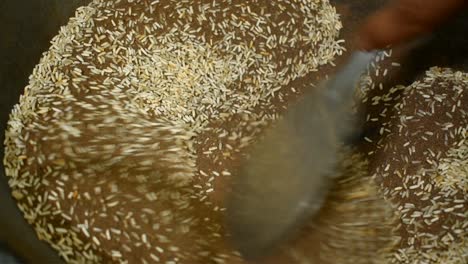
[226,52,375,259]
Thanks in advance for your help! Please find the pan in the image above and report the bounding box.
[0,0,467,263]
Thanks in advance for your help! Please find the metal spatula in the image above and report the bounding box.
[226,51,376,259]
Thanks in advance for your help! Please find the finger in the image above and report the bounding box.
[358,0,466,50]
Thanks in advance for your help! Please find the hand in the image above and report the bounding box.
[358,0,466,50]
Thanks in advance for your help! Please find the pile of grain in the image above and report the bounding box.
[254,64,468,264]
[3,0,345,263]
[361,66,468,264]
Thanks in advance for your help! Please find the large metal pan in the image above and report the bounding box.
[1,0,467,263]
